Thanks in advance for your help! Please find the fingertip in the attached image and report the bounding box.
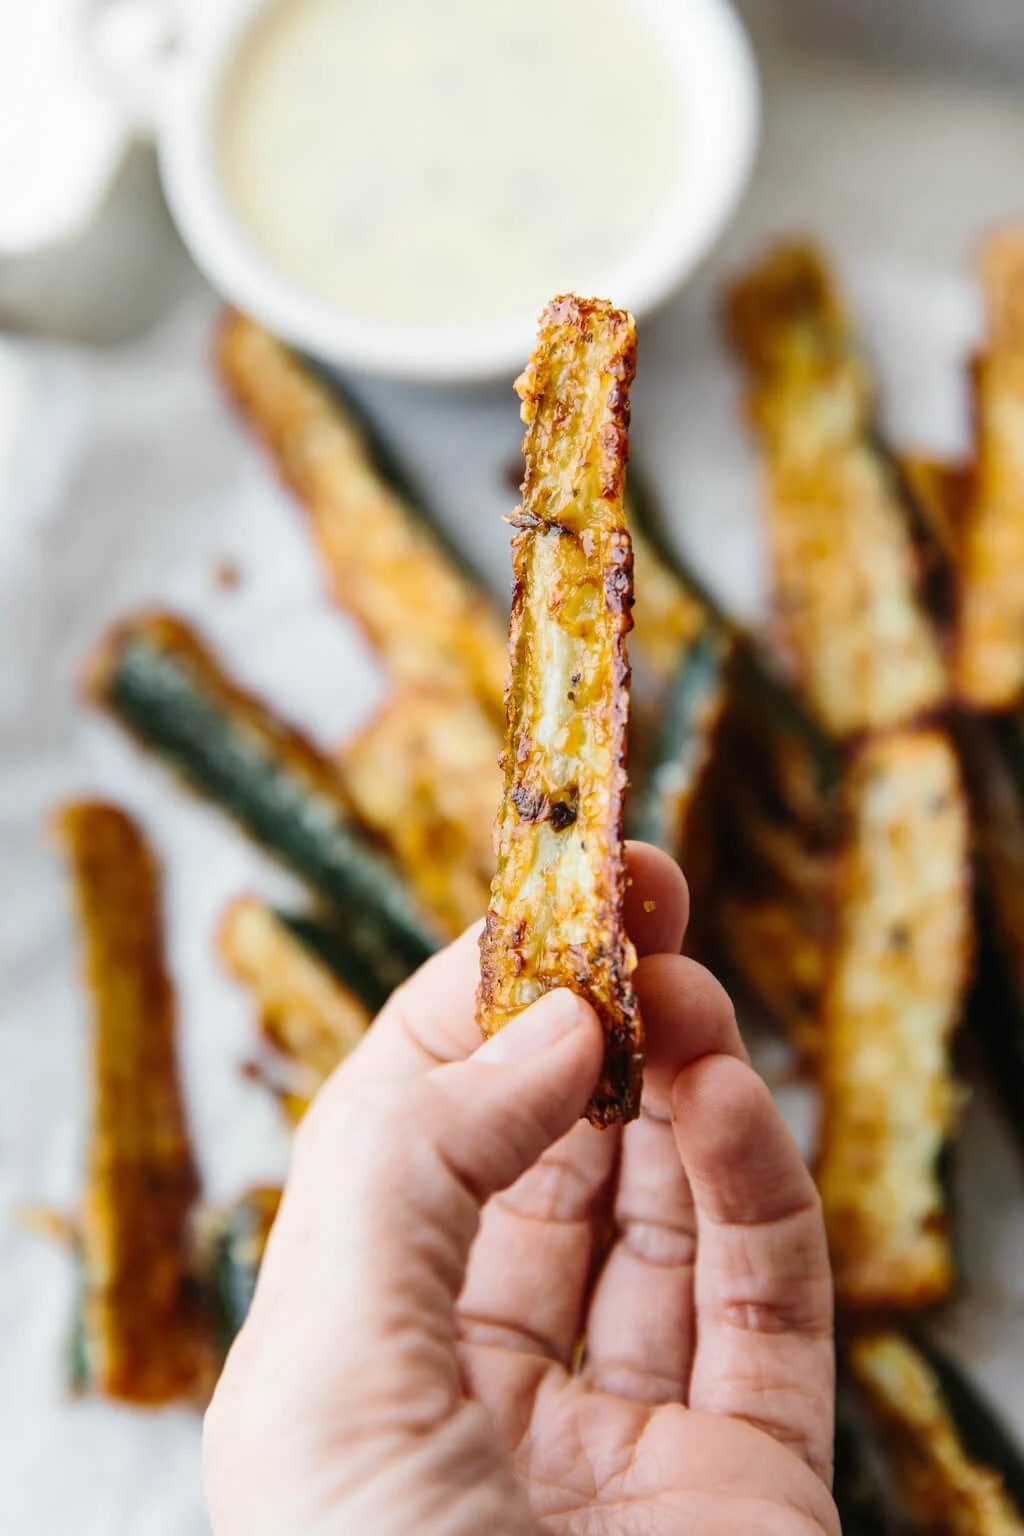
[476,987,602,1068]
[624,841,689,956]
[671,1054,817,1227]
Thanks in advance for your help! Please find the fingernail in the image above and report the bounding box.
[477,989,584,1065]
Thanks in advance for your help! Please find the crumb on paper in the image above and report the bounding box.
[643,899,656,913]
[213,559,242,591]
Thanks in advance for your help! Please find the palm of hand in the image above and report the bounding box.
[450,1057,837,1536]
[520,1386,830,1535]
[205,848,838,1536]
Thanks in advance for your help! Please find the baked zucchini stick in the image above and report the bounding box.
[217,311,509,721]
[338,686,501,938]
[958,714,1024,1154]
[626,513,719,689]
[833,1374,898,1536]
[478,295,641,1127]
[56,802,207,1403]
[85,612,437,989]
[723,241,947,737]
[208,1186,282,1346]
[219,898,382,1118]
[629,620,731,857]
[955,228,1024,709]
[848,1333,1024,1534]
[816,731,971,1311]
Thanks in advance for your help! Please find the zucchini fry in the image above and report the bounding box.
[900,452,971,569]
[627,515,716,689]
[955,228,1024,709]
[85,611,437,989]
[56,802,207,1403]
[848,1333,1024,1535]
[696,689,841,1050]
[219,898,380,1119]
[478,295,641,1127]
[338,686,500,938]
[209,1186,282,1345]
[958,715,1024,1152]
[629,620,731,858]
[723,241,947,737]
[816,732,971,1311]
[833,1373,898,1536]
[621,476,734,858]
[217,311,508,720]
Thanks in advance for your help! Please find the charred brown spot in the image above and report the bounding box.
[550,789,579,831]
[511,783,545,822]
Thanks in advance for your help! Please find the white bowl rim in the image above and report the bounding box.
[159,0,759,383]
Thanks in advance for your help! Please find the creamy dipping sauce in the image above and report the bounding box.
[217,0,680,328]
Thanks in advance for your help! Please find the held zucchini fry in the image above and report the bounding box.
[955,228,1024,709]
[848,1333,1024,1535]
[85,611,437,988]
[217,311,508,720]
[816,731,971,1311]
[478,295,641,1127]
[56,802,208,1403]
[219,898,380,1118]
[723,241,947,737]
[338,686,501,937]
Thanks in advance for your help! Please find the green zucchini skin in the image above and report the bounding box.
[211,1188,281,1348]
[629,623,730,853]
[730,639,842,802]
[957,715,1024,1160]
[276,909,393,1016]
[92,616,437,991]
[833,1378,897,1536]
[919,1339,1024,1517]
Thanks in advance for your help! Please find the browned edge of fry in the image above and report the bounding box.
[478,294,641,1127]
[54,800,210,1404]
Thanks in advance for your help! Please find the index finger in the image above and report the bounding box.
[328,841,690,1093]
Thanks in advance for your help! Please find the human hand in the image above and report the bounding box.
[204,843,838,1536]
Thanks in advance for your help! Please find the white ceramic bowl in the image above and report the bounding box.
[158,0,759,382]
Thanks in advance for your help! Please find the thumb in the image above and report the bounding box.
[233,989,604,1412]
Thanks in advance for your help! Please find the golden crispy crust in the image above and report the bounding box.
[55,802,207,1404]
[218,898,370,1106]
[816,732,971,1311]
[339,687,500,938]
[955,232,1024,708]
[849,1334,1024,1535]
[723,242,946,737]
[217,311,508,719]
[478,295,641,1127]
